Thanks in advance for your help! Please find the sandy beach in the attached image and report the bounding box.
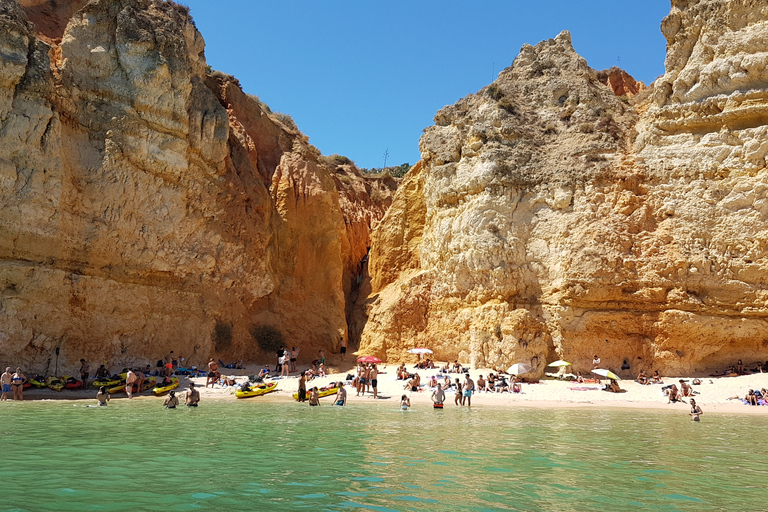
[12,359,768,415]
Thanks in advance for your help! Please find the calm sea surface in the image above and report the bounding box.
[0,399,763,511]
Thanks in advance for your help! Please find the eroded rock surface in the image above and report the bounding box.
[0,0,395,373]
[360,0,768,376]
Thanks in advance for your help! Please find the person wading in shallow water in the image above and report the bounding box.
[297,372,307,402]
[689,398,703,421]
[186,382,200,407]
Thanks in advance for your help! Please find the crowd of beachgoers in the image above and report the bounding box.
[2,349,767,418]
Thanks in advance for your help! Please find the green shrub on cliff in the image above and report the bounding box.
[250,325,284,353]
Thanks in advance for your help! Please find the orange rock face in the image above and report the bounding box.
[0,0,395,374]
[360,1,768,377]
[596,67,646,98]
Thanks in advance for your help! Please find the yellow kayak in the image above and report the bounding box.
[153,377,179,395]
[46,376,65,391]
[292,383,342,401]
[93,373,126,388]
[235,381,277,399]
[108,376,156,394]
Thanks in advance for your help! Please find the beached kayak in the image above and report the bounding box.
[292,383,342,401]
[235,381,278,399]
[93,376,124,388]
[62,376,82,389]
[108,376,157,394]
[28,376,47,388]
[46,376,65,391]
[152,377,179,395]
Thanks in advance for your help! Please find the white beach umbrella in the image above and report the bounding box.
[592,369,620,380]
[506,363,532,375]
[407,348,433,354]
[547,360,571,367]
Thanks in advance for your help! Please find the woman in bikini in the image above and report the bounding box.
[11,368,26,401]
[689,398,703,421]
[163,390,179,409]
[96,386,110,406]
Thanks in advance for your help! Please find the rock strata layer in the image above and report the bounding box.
[360,0,768,377]
[0,0,395,373]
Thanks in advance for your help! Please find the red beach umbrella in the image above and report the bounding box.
[357,356,382,364]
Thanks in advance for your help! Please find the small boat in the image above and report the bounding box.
[292,383,342,401]
[62,375,82,389]
[153,377,179,395]
[235,381,278,399]
[46,376,65,391]
[93,374,125,388]
[28,375,47,388]
[108,376,156,394]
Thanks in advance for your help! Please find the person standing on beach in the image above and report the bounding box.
[454,378,463,405]
[335,382,347,406]
[297,372,307,402]
[79,359,90,388]
[370,364,378,399]
[11,368,25,401]
[290,347,300,373]
[431,383,445,406]
[1,367,12,401]
[689,398,703,421]
[339,337,347,362]
[185,382,200,407]
[280,351,289,377]
[462,373,475,406]
[206,358,218,388]
[125,369,138,399]
[592,354,601,383]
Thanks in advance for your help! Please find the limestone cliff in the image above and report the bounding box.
[0,0,395,374]
[360,0,768,377]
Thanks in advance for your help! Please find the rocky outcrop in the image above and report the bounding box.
[596,67,646,98]
[0,0,395,373]
[360,0,768,377]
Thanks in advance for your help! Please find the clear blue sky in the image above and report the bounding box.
[181,1,671,170]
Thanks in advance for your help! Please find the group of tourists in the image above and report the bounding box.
[352,362,379,398]
[0,367,26,401]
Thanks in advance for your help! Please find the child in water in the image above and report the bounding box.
[400,395,410,410]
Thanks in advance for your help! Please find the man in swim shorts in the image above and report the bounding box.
[431,383,445,406]
[290,347,300,373]
[370,364,378,399]
[185,382,200,406]
[79,359,90,388]
[339,336,347,362]
[125,369,137,399]
[462,373,475,406]
[1,367,11,401]
[335,382,347,406]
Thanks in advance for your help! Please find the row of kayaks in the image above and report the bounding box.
[26,375,84,391]
[24,374,180,396]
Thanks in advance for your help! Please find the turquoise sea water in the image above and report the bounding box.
[0,399,763,511]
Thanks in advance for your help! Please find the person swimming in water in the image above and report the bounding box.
[163,390,179,409]
[689,398,703,421]
[185,382,200,407]
[400,395,410,410]
[96,386,110,406]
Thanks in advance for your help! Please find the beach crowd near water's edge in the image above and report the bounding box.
[2,349,767,417]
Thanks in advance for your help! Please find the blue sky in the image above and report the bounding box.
[181,1,671,169]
